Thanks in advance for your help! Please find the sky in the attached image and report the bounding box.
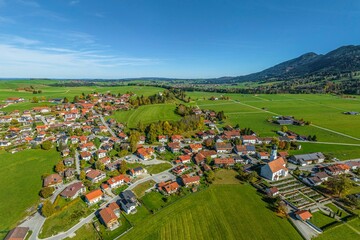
[0,0,360,79]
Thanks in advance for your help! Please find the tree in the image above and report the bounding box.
[129,131,140,152]
[63,97,69,103]
[41,200,55,217]
[205,156,212,165]
[41,140,52,150]
[119,160,127,174]
[281,125,288,132]
[10,118,19,126]
[79,170,86,180]
[95,161,105,171]
[312,135,317,141]
[204,170,215,183]
[39,187,54,198]
[55,161,65,173]
[73,95,79,103]
[293,167,301,176]
[327,175,352,197]
[32,97,39,104]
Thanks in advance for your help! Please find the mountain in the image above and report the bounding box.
[237,45,360,81]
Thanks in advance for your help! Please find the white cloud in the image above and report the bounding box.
[69,0,80,6]
[0,43,160,78]
[0,34,40,45]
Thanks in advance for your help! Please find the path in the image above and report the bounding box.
[95,110,117,138]
[74,150,80,175]
[310,124,360,141]
[297,140,360,147]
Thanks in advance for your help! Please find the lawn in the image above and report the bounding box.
[39,199,92,238]
[213,169,241,185]
[63,223,100,240]
[141,191,183,213]
[109,103,181,128]
[310,211,338,229]
[0,149,59,236]
[97,215,132,240]
[315,218,360,240]
[132,180,156,198]
[146,163,172,174]
[324,203,350,218]
[122,184,302,240]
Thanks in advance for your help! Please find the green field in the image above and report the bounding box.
[0,149,59,239]
[0,80,165,101]
[132,180,156,198]
[64,223,100,240]
[123,184,302,240]
[109,103,180,128]
[310,211,337,229]
[315,218,360,240]
[146,163,172,174]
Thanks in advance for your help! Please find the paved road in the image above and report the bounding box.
[288,212,319,240]
[74,150,80,175]
[97,112,117,138]
[40,116,47,125]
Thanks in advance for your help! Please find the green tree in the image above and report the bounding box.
[281,125,288,132]
[327,175,352,197]
[39,187,54,198]
[204,170,215,183]
[119,160,127,174]
[129,131,140,152]
[41,140,52,150]
[41,200,55,217]
[95,161,105,171]
[32,96,39,103]
[79,170,86,180]
[63,97,69,103]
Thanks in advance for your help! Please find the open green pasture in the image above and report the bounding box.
[123,184,302,240]
[0,149,59,235]
[109,103,181,128]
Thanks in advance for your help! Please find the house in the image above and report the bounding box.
[137,147,154,160]
[97,149,107,159]
[171,135,183,142]
[214,157,235,167]
[86,169,106,183]
[241,135,258,145]
[138,135,146,144]
[60,182,86,199]
[43,173,63,188]
[215,142,233,153]
[158,135,168,143]
[80,151,92,161]
[306,172,329,186]
[167,142,181,153]
[119,190,138,214]
[189,143,203,153]
[266,187,279,197]
[193,150,217,165]
[158,181,180,195]
[99,157,111,165]
[172,165,189,175]
[108,202,121,217]
[4,227,29,240]
[288,152,325,166]
[325,164,350,176]
[85,189,104,205]
[257,152,270,160]
[99,207,119,229]
[181,174,200,187]
[260,157,288,181]
[129,167,147,177]
[176,155,191,164]
[345,161,360,170]
[234,145,256,155]
[64,168,76,180]
[295,210,312,221]
[106,174,130,188]
[63,157,75,167]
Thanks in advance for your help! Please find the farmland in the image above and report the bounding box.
[123,184,302,240]
[0,149,59,238]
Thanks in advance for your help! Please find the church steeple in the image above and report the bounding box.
[270,144,277,161]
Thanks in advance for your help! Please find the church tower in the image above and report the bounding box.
[270,144,277,161]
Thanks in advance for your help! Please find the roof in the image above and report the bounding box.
[291,152,325,162]
[267,157,287,173]
[168,142,180,149]
[163,181,179,193]
[60,182,84,198]
[4,227,29,240]
[181,175,200,184]
[214,158,235,165]
[99,207,117,224]
[85,189,103,201]
[107,175,129,185]
[43,173,63,187]
[215,142,232,150]
[86,169,104,179]
[108,202,120,211]
[295,210,312,221]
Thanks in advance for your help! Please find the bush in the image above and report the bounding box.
[40,187,55,198]
[41,141,53,150]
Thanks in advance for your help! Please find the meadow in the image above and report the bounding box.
[0,149,59,238]
[109,103,181,128]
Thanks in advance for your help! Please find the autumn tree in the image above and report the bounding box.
[41,200,55,217]
[39,187,54,198]
[55,161,65,173]
[41,140,52,150]
[119,160,128,174]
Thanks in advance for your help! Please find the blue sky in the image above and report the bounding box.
[0,0,359,78]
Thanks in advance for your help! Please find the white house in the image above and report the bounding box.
[260,157,288,181]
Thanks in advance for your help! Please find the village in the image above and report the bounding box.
[2,92,360,240]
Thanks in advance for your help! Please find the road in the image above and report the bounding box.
[93,110,117,138]
[25,167,175,240]
[74,150,80,175]
[40,116,47,125]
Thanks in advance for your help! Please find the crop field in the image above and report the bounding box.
[0,80,165,101]
[123,184,302,240]
[0,149,59,238]
[109,103,181,128]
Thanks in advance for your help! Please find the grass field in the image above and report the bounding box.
[123,184,302,240]
[310,211,337,229]
[39,199,92,238]
[213,169,241,185]
[0,149,59,237]
[146,163,172,174]
[0,80,165,101]
[315,218,360,240]
[64,223,100,240]
[132,180,156,198]
[109,103,180,128]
